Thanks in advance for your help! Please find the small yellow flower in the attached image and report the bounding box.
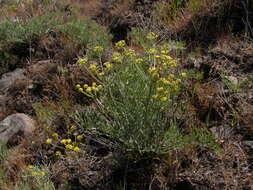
[61,139,67,144]
[156,87,164,91]
[89,63,98,71]
[77,57,88,65]
[147,48,157,54]
[134,58,143,64]
[93,46,103,53]
[46,138,52,144]
[98,72,105,76]
[52,133,58,138]
[66,139,72,144]
[27,165,34,169]
[86,87,92,93]
[103,62,113,69]
[73,147,80,152]
[55,151,62,156]
[181,72,187,77]
[92,87,99,92]
[83,84,89,89]
[77,135,83,141]
[160,96,168,101]
[40,171,45,176]
[115,40,126,49]
[148,67,157,73]
[65,144,74,150]
[78,87,84,92]
[152,94,159,99]
[112,52,122,62]
[124,49,135,58]
[160,50,169,54]
[70,125,76,130]
[76,84,81,89]
[147,32,158,40]
[32,171,37,176]
[97,85,103,90]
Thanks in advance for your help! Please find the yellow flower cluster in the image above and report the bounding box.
[115,40,126,50]
[77,57,88,65]
[134,58,144,64]
[103,62,113,70]
[147,32,158,40]
[61,138,80,152]
[93,46,104,53]
[76,82,103,95]
[27,165,46,177]
[123,49,136,58]
[89,62,98,72]
[112,52,122,62]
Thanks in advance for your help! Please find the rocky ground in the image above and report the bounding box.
[0,0,253,189]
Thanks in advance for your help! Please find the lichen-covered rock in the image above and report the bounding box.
[0,113,35,144]
[0,69,26,94]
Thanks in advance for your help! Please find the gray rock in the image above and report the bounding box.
[0,68,26,94]
[0,113,36,143]
[242,141,253,150]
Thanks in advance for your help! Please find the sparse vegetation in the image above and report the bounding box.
[0,0,252,189]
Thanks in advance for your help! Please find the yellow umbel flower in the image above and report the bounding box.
[27,165,34,169]
[152,94,159,99]
[156,87,164,91]
[46,138,52,144]
[86,87,92,93]
[134,58,144,64]
[124,49,135,58]
[115,40,126,49]
[66,139,72,144]
[103,62,113,69]
[55,151,62,156]
[77,57,88,65]
[93,46,103,53]
[181,72,187,77]
[52,133,58,138]
[147,48,157,55]
[160,96,168,101]
[70,125,76,130]
[73,147,80,152]
[112,52,122,62]
[89,63,98,71]
[83,84,88,89]
[147,32,158,40]
[76,84,81,89]
[61,139,67,144]
[148,67,157,73]
[77,135,83,141]
[65,144,74,150]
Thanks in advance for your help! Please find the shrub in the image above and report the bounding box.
[0,12,62,48]
[58,19,112,50]
[73,34,219,154]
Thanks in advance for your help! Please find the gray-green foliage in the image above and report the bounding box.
[0,12,62,48]
[58,19,112,48]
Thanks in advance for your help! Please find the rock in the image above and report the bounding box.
[27,60,57,74]
[0,113,36,144]
[242,141,253,152]
[0,69,26,94]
